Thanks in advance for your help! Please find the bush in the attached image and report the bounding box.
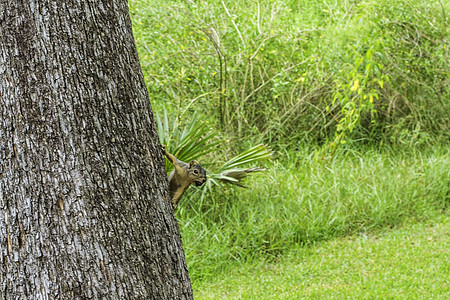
[130,0,449,150]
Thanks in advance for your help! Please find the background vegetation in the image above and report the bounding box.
[129,0,449,296]
[130,0,448,150]
[194,214,449,299]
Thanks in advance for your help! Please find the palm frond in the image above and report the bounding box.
[156,110,271,203]
[155,109,220,171]
[215,167,266,187]
[212,144,271,187]
[217,144,272,173]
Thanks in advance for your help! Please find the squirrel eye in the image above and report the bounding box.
[193,169,198,174]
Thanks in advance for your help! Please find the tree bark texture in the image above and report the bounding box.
[0,1,193,299]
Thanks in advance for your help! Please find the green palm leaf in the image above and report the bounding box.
[213,144,271,187]
[155,110,271,205]
[155,109,221,170]
[217,144,272,173]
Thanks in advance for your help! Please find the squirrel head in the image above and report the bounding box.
[188,161,207,186]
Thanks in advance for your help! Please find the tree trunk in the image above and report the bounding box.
[0,1,193,299]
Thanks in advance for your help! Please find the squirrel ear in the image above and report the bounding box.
[189,161,195,168]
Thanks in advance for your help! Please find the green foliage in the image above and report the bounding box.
[156,108,220,166]
[129,0,450,289]
[210,144,271,187]
[179,146,449,281]
[156,110,271,204]
[130,0,449,150]
[322,34,389,158]
[194,214,450,299]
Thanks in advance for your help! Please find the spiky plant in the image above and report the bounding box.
[155,109,221,171]
[155,110,272,203]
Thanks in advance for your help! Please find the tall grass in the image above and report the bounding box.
[129,0,449,149]
[178,147,449,281]
[128,0,450,284]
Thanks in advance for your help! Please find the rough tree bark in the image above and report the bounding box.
[0,1,193,299]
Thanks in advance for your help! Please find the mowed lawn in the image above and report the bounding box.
[193,214,449,299]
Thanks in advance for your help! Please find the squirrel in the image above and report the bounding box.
[162,145,207,209]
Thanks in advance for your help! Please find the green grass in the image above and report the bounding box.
[179,147,449,281]
[193,213,450,299]
[129,0,449,147]
[128,0,450,295]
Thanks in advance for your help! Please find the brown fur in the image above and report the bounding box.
[163,146,207,209]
